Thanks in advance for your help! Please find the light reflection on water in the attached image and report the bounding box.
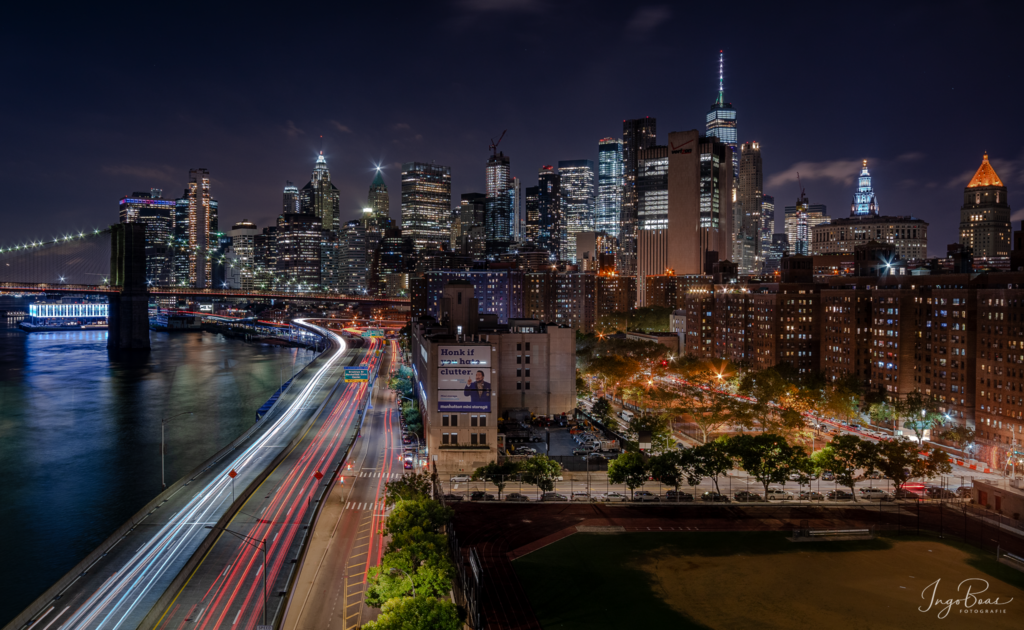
[0,329,313,625]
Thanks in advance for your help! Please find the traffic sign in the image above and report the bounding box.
[313,470,323,480]
[228,469,237,478]
[344,366,369,382]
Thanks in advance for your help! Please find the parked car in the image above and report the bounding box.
[821,471,836,481]
[450,475,471,483]
[955,486,972,498]
[926,486,957,499]
[859,488,893,501]
[894,488,924,500]
[470,491,495,501]
[583,453,608,462]
[600,492,628,502]
[541,492,568,502]
[864,471,882,479]
[518,447,537,455]
[634,491,660,502]
[442,493,464,502]
[701,491,731,502]
[826,490,854,501]
[664,490,694,502]
[734,491,764,502]
[570,491,592,502]
[505,493,530,502]
[766,489,794,500]
[799,490,825,501]
[788,473,803,481]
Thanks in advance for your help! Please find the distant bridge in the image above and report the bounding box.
[0,225,410,349]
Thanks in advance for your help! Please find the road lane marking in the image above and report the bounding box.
[39,607,68,630]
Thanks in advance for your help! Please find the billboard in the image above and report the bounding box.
[437,345,491,413]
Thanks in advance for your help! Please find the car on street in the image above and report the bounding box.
[765,489,794,500]
[826,490,854,501]
[821,471,836,481]
[470,491,495,501]
[955,486,972,498]
[570,491,592,502]
[450,475,471,483]
[701,491,730,502]
[734,491,764,502]
[799,490,825,501]
[541,492,568,501]
[505,493,530,502]
[864,471,882,479]
[442,493,464,502]
[663,490,694,502]
[403,459,413,469]
[859,488,893,501]
[926,486,957,499]
[893,488,924,500]
[634,491,660,502]
[788,473,803,481]
[599,492,629,502]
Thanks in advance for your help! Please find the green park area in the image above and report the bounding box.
[513,531,1024,630]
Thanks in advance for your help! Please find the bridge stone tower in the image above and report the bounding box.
[108,223,150,350]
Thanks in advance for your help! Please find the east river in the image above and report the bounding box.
[0,327,315,626]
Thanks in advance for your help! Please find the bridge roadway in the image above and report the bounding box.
[8,321,370,630]
[0,282,410,306]
[149,340,393,630]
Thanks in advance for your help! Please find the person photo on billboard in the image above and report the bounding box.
[464,370,491,402]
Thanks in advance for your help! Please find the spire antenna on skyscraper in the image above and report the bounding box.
[718,50,724,105]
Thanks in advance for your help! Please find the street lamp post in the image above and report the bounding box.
[206,525,268,626]
[161,411,194,489]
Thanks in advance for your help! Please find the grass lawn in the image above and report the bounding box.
[512,531,1024,630]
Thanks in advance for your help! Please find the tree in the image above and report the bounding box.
[607,451,648,500]
[472,460,520,499]
[898,392,944,443]
[401,400,423,434]
[362,595,462,630]
[869,401,896,430]
[810,435,873,501]
[821,377,863,425]
[647,451,682,493]
[868,437,953,491]
[939,424,976,455]
[689,439,732,495]
[519,454,563,492]
[384,471,432,507]
[576,371,592,400]
[736,368,806,436]
[623,412,674,454]
[365,541,455,607]
[591,398,615,429]
[383,499,453,538]
[727,433,808,499]
[630,305,673,332]
[676,369,745,443]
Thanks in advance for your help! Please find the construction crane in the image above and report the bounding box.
[796,172,806,201]
[489,129,506,156]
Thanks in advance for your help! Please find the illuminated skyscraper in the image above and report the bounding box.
[228,220,258,292]
[736,142,763,274]
[485,152,514,253]
[597,137,623,239]
[619,117,657,275]
[636,146,668,230]
[535,166,560,256]
[367,168,390,229]
[276,213,322,290]
[119,190,173,285]
[187,168,212,288]
[401,162,452,258]
[366,168,390,295]
[557,159,595,262]
[760,194,775,264]
[705,52,738,182]
[300,152,340,233]
[785,193,829,255]
[850,160,879,216]
[283,181,300,215]
[959,153,1011,260]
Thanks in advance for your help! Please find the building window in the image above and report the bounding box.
[471,416,478,427]
[525,382,531,390]
[450,414,458,427]
[480,416,487,427]
[525,355,531,364]
[525,342,531,351]
[517,355,522,364]
[471,433,479,445]
[517,369,521,377]
[517,382,522,390]
[442,433,450,445]
[517,343,522,351]
[479,432,487,444]
[442,415,449,427]
[525,368,531,377]
[451,433,458,444]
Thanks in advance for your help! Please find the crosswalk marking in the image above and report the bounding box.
[344,500,388,511]
[358,471,402,478]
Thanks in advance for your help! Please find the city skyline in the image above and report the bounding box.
[3,4,1022,257]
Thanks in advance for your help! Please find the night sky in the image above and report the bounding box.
[3,1,1022,257]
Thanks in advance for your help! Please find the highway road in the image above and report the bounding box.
[281,339,404,630]
[148,335,389,630]
[9,321,359,630]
